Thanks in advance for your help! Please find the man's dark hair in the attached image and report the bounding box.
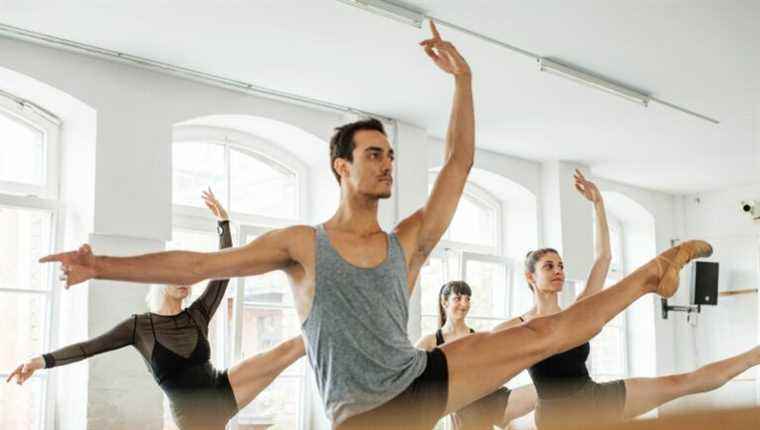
[329,118,386,183]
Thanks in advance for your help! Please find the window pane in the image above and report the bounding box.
[511,264,534,316]
[240,306,302,373]
[230,149,297,218]
[421,315,438,337]
[244,271,294,308]
[172,142,226,207]
[464,260,508,319]
[0,376,45,430]
[446,194,496,248]
[239,232,304,427]
[420,257,445,316]
[590,326,625,378]
[238,376,301,429]
[0,292,47,371]
[0,207,52,290]
[0,112,45,186]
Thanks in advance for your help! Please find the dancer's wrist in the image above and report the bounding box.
[30,356,45,370]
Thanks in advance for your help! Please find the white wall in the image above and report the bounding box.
[1,36,345,430]
[3,30,758,430]
[672,184,760,410]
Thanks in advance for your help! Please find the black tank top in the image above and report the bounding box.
[435,327,475,346]
[520,316,592,398]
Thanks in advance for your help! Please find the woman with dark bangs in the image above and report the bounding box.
[417,280,537,429]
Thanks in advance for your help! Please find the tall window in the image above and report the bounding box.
[0,97,60,430]
[589,216,629,381]
[172,126,306,429]
[420,182,510,335]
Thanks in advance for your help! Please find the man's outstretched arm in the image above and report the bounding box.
[40,226,306,288]
[396,20,474,278]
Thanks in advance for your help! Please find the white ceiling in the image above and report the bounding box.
[2,0,759,193]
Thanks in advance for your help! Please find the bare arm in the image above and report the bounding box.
[40,226,306,289]
[574,170,612,302]
[396,21,474,282]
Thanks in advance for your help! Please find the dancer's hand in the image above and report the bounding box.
[574,169,601,204]
[6,357,44,385]
[202,187,228,221]
[39,244,97,289]
[419,20,471,78]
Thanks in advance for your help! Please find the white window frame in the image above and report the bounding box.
[171,126,309,430]
[588,216,630,380]
[0,95,62,430]
[420,179,511,328]
[234,223,307,429]
[173,125,307,227]
[0,97,60,200]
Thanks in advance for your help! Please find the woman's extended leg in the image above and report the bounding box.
[227,335,306,409]
[440,240,712,414]
[622,345,760,418]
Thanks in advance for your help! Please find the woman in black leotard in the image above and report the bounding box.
[6,190,305,430]
[497,171,760,429]
[416,281,537,430]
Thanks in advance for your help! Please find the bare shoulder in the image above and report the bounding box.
[283,224,316,239]
[414,332,437,351]
[278,224,316,257]
[394,208,423,234]
[493,315,527,331]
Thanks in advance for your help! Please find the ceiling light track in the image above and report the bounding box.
[337,0,719,124]
[0,22,394,123]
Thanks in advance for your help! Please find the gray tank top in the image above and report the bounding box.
[303,224,428,425]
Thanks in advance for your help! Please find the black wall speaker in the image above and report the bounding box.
[690,261,719,306]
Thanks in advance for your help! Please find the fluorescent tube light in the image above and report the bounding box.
[336,0,425,28]
[538,58,650,106]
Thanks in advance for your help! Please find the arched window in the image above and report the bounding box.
[589,215,629,382]
[0,94,60,430]
[170,122,308,430]
[420,177,507,335]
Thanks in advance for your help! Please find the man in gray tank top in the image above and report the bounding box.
[44,19,710,430]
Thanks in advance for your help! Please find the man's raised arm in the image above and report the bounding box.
[397,20,474,266]
[40,226,303,289]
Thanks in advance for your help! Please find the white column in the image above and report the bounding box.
[540,161,594,305]
[393,121,429,342]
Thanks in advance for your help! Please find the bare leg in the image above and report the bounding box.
[622,346,760,418]
[227,336,306,409]
[440,240,711,413]
[499,384,536,427]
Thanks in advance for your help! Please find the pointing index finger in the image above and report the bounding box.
[429,19,441,40]
[39,251,69,263]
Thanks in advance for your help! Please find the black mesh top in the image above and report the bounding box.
[43,221,232,381]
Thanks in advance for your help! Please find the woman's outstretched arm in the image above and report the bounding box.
[574,170,612,302]
[6,316,135,385]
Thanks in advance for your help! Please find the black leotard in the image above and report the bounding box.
[43,221,238,430]
[521,316,626,428]
[435,328,511,430]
